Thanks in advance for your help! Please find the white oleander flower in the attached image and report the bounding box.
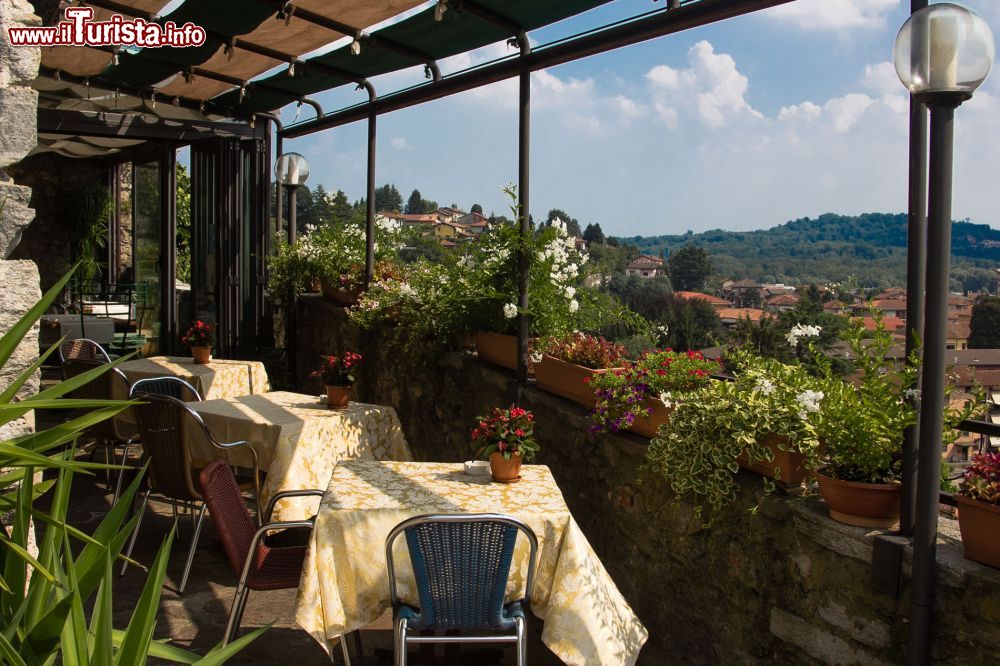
[786,323,822,348]
[755,379,776,396]
[795,389,824,420]
[904,388,921,402]
[569,299,579,313]
[503,303,518,319]
[564,286,576,299]
[530,351,543,364]
[659,391,674,408]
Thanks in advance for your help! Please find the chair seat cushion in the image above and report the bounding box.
[245,544,308,591]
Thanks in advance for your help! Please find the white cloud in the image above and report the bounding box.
[863,61,901,95]
[824,93,875,132]
[778,101,822,121]
[390,136,415,151]
[766,0,899,31]
[646,40,761,129]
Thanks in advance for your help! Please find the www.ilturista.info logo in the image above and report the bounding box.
[8,7,206,48]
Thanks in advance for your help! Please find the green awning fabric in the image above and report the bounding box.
[212,0,612,113]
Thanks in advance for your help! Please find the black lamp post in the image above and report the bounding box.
[274,151,310,385]
[893,4,994,662]
[275,152,310,244]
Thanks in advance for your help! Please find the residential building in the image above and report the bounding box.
[764,293,799,312]
[625,254,665,279]
[717,308,770,329]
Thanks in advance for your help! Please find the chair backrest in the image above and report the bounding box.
[199,459,259,578]
[129,393,202,501]
[59,338,111,366]
[130,377,202,402]
[62,358,130,441]
[385,514,538,632]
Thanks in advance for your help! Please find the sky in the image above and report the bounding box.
[274,0,1000,238]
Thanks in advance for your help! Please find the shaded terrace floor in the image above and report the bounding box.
[42,441,564,665]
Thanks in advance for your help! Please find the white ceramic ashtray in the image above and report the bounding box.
[464,460,491,477]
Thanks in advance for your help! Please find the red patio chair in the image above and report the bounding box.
[198,459,355,663]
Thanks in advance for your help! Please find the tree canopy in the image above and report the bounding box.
[969,295,1000,348]
[667,244,712,292]
[375,184,403,213]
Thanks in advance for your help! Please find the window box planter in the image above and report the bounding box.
[535,354,621,407]
[629,400,674,439]
[736,435,810,486]
[320,278,362,305]
[955,494,1000,569]
[474,332,527,371]
[816,469,900,528]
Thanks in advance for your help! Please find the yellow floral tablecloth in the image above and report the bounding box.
[295,461,648,666]
[187,392,411,520]
[116,356,270,401]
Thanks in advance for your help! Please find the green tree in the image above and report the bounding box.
[374,183,403,212]
[667,244,713,291]
[969,295,1000,348]
[665,296,723,351]
[329,189,353,225]
[175,163,191,282]
[741,287,763,308]
[471,203,483,214]
[312,183,333,224]
[405,189,424,214]
[583,222,605,244]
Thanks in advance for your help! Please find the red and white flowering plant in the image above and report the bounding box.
[310,352,362,387]
[472,406,539,461]
[181,320,215,348]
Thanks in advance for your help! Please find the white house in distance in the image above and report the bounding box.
[626,254,665,278]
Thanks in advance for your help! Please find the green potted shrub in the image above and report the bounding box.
[808,314,977,528]
[955,452,1000,569]
[589,348,720,438]
[645,349,825,526]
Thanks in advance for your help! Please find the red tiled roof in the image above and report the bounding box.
[872,299,908,310]
[765,294,799,306]
[717,308,768,321]
[675,291,731,306]
[860,317,906,331]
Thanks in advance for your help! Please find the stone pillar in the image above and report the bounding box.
[0,0,42,561]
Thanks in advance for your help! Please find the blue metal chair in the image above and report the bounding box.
[385,514,538,666]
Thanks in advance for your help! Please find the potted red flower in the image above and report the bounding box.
[472,406,539,483]
[533,332,628,407]
[956,452,1000,569]
[310,352,362,408]
[181,320,215,364]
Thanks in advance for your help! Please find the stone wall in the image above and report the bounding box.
[298,296,1000,665]
[0,0,41,440]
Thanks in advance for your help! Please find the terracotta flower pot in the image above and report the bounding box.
[816,469,900,528]
[320,278,362,305]
[190,346,212,364]
[534,355,619,407]
[305,277,322,293]
[628,399,674,438]
[474,332,518,370]
[489,451,522,483]
[737,435,810,485]
[325,385,352,409]
[955,494,1000,569]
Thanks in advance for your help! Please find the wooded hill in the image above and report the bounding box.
[616,213,1000,291]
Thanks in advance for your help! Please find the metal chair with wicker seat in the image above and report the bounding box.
[197,459,359,662]
[58,338,112,374]
[385,514,539,666]
[119,392,262,594]
[61,357,132,490]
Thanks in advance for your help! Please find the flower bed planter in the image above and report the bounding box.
[475,332,519,370]
[816,470,900,528]
[535,355,619,407]
[320,278,362,305]
[737,435,809,485]
[955,494,1000,569]
[629,400,674,438]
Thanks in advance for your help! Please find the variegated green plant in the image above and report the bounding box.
[0,267,265,663]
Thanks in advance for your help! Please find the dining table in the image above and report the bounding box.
[295,460,648,666]
[186,392,412,521]
[115,356,270,401]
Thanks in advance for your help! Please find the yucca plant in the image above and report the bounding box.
[0,267,265,663]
